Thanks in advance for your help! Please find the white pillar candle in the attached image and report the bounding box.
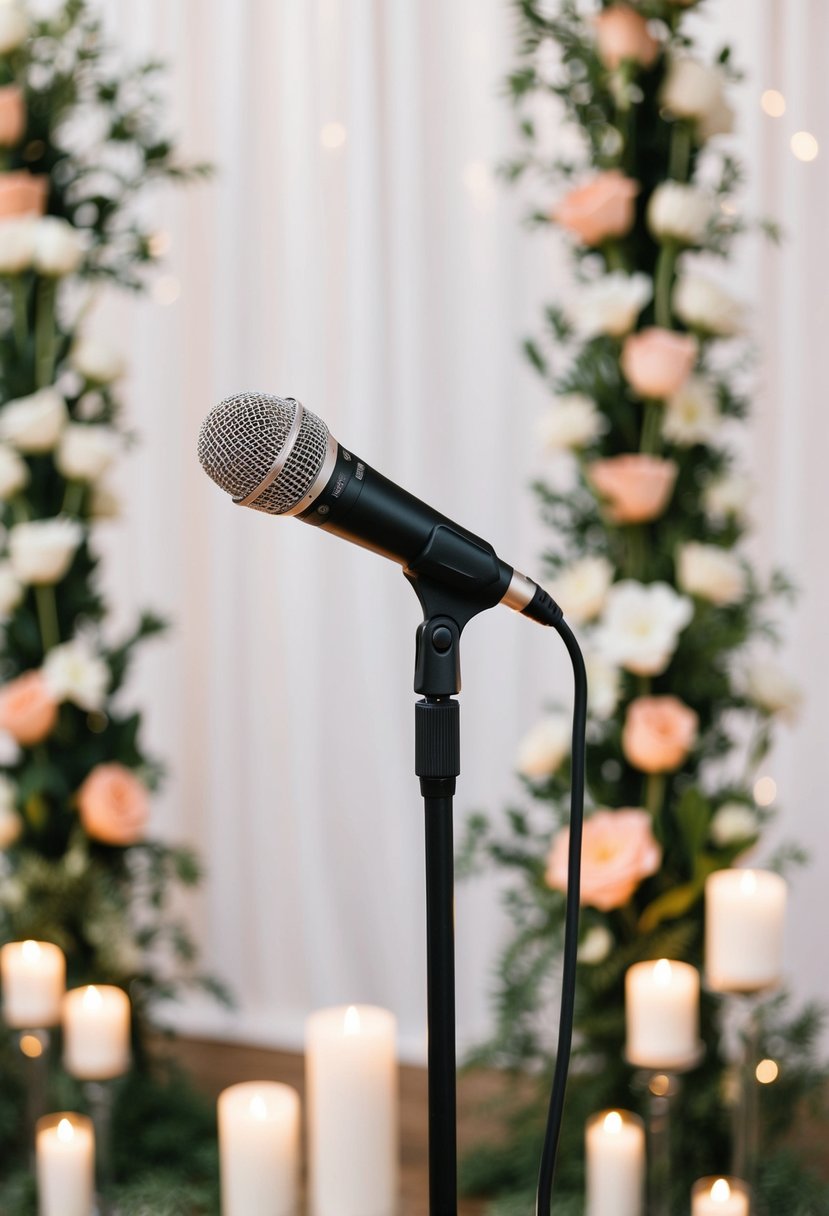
[306,1004,398,1216]
[218,1081,300,1216]
[585,1109,645,1216]
[1,940,65,1028]
[625,959,700,1069]
[36,1113,95,1216]
[691,1176,750,1216]
[63,985,131,1080]
[706,868,787,993]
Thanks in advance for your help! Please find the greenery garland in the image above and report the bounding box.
[460,2,828,1212]
[0,2,222,1208]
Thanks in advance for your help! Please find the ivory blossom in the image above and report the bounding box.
[0,443,28,498]
[674,273,744,335]
[677,542,746,606]
[745,658,801,718]
[516,715,571,780]
[0,216,36,273]
[661,58,735,141]
[648,182,713,245]
[548,556,613,625]
[538,393,605,452]
[0,3,27,54]
[33,217,85,276]
[9,517,83,585]
[43,638,110,713]
[0,388,68,454]
[597,580,693,675]
[57,424,119,482]
[663,376,720,446]
[569,271,652,338]
[710,803,758,846]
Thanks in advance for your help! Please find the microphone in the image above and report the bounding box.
[197,392,560,626]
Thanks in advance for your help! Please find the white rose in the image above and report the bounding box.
[677,542,746,606]
[89,481,122,521]
[579,924,614,965]
[674,273,744,335]
[0,217,36,274]
[584,650,621,720]
[71,338,126,385]
[57,424,118,482]
[0,729,20,766]
[745,658,801,718]
[538,394,605,453]
[549,556,614,625]
[663,376,720,446]
[516,714,571,780]
[0,388,68,453]
[703,472,752,522]
[9,517,83,585]
[662,58,735,141]
[0,560,23,618]
[647,182,713,245]
[596,580,693,676]
[0,442,28,498]
[710,803,758,847]
[570,272,652,339]
[0,2,27,53]
[33,217,85,276]
[43,637,110,712]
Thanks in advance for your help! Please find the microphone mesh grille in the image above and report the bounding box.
[198,392,330,515]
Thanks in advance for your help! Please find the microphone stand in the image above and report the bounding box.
[407,573,494,1216]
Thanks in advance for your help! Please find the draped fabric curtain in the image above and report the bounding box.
[94,0,829,1055]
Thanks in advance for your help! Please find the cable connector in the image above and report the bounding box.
[522,584,564,627]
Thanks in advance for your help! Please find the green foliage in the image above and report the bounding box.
[0,0,222,1202]
[462,1,829,1211]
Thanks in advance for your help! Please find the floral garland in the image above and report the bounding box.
[462,2,828,1212]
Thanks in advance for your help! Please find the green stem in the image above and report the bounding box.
[604,241,629,273]
[34,277,57,389]
[654,241,677,329]
[34,584,60,655]
[639,400,662,455]
[61,480,85,516]
[11,276,28,356]
[645,772,667,818]
[668,122,692,182]
[626,525,646,581]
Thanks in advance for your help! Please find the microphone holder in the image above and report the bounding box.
[406,571,500,1216]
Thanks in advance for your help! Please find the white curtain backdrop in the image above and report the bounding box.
[91,0,829,1058]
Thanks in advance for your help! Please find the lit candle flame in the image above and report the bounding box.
[653,958,673,986]
[250,1094,268,1121]
[711,1178,731,1203]
[57,1118,74,1143]
[603,1111,622,1134]
[22,940,41,964]
[739,870,757,896]
[344,1005,361,1036]
[82,985,103,1010]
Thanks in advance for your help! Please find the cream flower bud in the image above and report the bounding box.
[648,182,713,245]
[32,217,85,276]
[0,2,28,54]
[516,715,571,781]
[549,556,614,625]
[663,376,720,446]
[570,272,652,339]
[9,517,83,585]
[579,925,614,965]
[0,442,28,498]
[703,472,753,522]
[677,542,746,606]
[662,58,735,141]
[43,637,110,712]
[710,803,758,847]
[745,658,802,718]
[57,424,119,482]
[0,388,68,453]
[89,481,122,521]
[674,273,744,335]
[71,337,126,384]
[0,216,36,273]
[538,393,605,453]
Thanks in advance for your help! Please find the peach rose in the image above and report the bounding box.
[78,763,150,847]
[0,85,25,147]
[0,670,58,745]
[546,808,661,911]
[554,171,639,246]
[0,171,48,220]
[588,454,677,523]
[621,327,698,399]
[623,696,698,773]
[594,6,660,71]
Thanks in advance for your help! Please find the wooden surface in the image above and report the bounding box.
[155,1035,496,1216]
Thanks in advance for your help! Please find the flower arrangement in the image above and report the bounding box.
[461,2,828,1212]
[0,2,222,1208]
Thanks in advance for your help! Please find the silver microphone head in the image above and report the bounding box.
[198,392,332,515]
